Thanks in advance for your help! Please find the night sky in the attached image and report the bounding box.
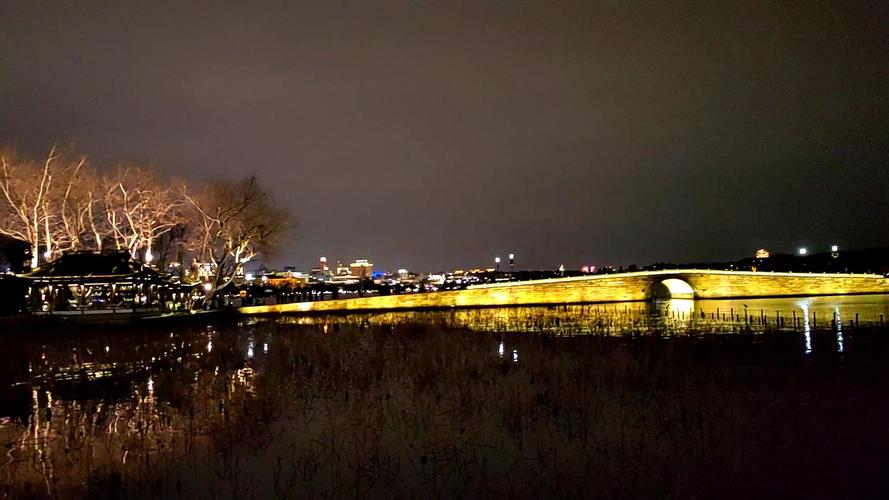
[2,1,889,272]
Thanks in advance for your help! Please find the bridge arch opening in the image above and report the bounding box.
[650,278,695,300]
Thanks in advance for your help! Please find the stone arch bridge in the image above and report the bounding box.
[240,269,889,315]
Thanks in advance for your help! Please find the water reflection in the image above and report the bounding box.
[800,300,813,354]
[0,325,271,497]
[835,306,844,353]
[659,298,695,318]
[2,294,889,497]
[275,294,889,337]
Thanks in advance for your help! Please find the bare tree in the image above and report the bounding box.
[184,175,290,301]
[0,145,87,267]
[0,145,290,288]
[101,166,186,262]
[77,168,112,251]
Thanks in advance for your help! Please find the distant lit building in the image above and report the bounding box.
[350,259,374,280]
[309,256,333,283]
[335,260,351,276]
[266,271,310,288]
[755,249,770,259]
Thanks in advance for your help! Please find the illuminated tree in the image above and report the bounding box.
[100,166,186,262]
[0,145,87,267]
[0,145,290,283]
[184,175,290,301]
[77,168,113,252]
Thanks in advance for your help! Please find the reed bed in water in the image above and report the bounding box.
[2,318,889,498]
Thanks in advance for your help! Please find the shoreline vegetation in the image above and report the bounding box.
[2,304,889,498]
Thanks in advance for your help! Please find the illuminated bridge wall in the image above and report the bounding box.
[238,270,889,315]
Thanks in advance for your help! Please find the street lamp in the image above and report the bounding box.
[508,253,515,272]
[798,247,808,256]
[831,245,839,252]
[494,256,501,272]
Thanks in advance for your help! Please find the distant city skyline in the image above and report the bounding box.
[255,243,855,274]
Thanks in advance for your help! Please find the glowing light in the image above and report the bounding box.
[245,273,254,281]
[667,298,695,318]
[659,278,695,299]
[508,253,514,260]
[263,342,269,354]
[43,250,52,259]
[512,349,519,363]
[494,257,501,264]
[798,247,808,255]
[836,308,844,353]
[581,266,589,273]
[144,249,153,263]
[261,275,268,282]
[799,300,812,355]
[203,282,213,291]
[498,341,505,358]
[206,340,213,353]
[831,245,839,252]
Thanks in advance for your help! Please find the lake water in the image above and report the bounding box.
[3,294,889,498]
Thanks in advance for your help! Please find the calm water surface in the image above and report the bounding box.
[3,295,889,498]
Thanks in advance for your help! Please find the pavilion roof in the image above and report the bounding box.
[20,251,166,281]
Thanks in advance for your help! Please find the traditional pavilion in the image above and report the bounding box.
[20,251,192,314]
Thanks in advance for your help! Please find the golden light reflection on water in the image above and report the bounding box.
[274,295,889,337]
[0,303,714,498]
[2,295,889,496]
[0,329,265,497]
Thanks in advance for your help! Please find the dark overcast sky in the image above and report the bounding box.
[2,1,889,272]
